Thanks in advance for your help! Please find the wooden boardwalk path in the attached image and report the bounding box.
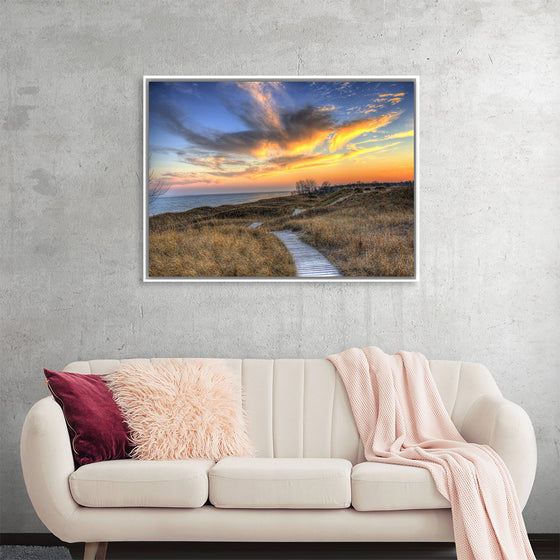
[272,230,342,278]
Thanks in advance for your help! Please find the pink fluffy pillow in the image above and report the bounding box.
[104,359,252,461]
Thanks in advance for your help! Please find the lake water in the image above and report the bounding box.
[149,191,292,217]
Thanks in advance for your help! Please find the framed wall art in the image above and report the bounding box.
[143,76,418,281]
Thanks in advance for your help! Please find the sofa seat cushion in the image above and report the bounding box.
[209,458,352,509]
[351,462,450,511]
[69,459,214,508]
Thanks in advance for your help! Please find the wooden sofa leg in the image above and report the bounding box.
[84,542,108,560]
[83,542,108,560]
[97,542,108,560]
[83,542,109,560]
[84,542,98,560]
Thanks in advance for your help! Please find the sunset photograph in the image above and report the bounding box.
[145,78,416,279]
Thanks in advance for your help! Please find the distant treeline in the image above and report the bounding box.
[292,178,414,196]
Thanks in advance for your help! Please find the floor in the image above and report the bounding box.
[2,537,558,560]
[57,539,557,560]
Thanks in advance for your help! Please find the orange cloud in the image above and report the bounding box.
[162,137,407,189]
[350,142,402,157]
[329,113,400,152]
[249,124,334,159]
[218,142,404,179]
[284,129,333,155]
[386,130,414,139]
[292,143,402,175]
[251,141,280,159]
[363,103,384,114]
[373,93,406,105]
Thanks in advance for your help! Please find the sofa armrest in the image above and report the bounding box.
[460,394,537,509]
[21,397,79,540]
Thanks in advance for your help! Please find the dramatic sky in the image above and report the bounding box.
[148,80,415,195]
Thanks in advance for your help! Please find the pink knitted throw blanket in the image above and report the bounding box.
[327,347,535,560]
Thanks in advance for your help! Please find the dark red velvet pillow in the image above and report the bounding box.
[44,369,132,467]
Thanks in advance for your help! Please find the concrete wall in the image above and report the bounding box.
[1,0,558,533]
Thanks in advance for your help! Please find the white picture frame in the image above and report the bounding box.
[143,76,419,282]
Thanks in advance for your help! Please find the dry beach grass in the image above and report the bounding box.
[148,184,414,278]
[149,224,296,277]
[267,186,415,277]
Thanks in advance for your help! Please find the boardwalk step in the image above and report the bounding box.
[272,230,342,278]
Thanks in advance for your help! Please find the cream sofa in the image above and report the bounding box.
[21,358,537,560]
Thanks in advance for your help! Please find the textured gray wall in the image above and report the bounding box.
[1,0,558,534]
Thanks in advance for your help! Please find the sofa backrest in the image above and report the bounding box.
[63,358,502,464]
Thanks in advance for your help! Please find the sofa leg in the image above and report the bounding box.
[97,542,108,560]
[84,542,98,560]
[83,542,109,560]
[83,542,108,560]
